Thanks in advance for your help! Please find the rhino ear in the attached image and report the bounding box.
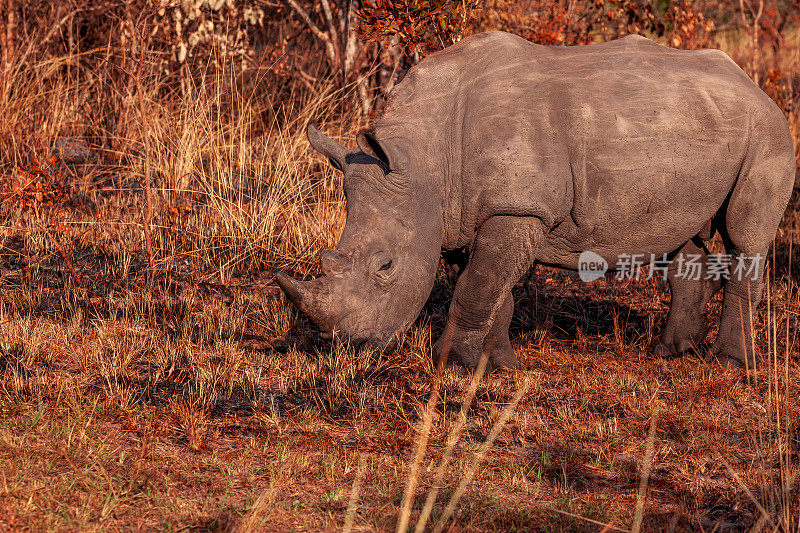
[356,129,405,172]
[308,123,348,172]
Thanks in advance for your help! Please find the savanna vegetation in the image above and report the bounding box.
[0,0,799,531]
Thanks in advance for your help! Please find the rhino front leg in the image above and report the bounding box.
[434,216,541,370]
[482,292,519,369]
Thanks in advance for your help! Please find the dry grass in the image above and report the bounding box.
[0,26,799,533]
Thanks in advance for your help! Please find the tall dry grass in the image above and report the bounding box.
[0,45,368,280]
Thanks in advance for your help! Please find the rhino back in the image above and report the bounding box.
[376,32,789,256]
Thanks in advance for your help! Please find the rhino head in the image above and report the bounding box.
[276,124,443,347]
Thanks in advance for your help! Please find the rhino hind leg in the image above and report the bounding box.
[707,224,770,368]
[707,152,794,367]
[707,251,764,367]
[434,216,541,371]
[653,239,722,358]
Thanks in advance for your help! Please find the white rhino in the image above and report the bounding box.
[278,31,796,369]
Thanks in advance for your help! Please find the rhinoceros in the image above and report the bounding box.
[276,31,795,369]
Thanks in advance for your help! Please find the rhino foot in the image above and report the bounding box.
[707,340,748,368]
[652,334,703,358]
[432,329,519,372]
[654,238,721,360]
[707,284,762,370]
[488,346,521,371]
[483,293,520,371]
[483,334,520,371]
[432,330,483,370]
[652,343,672,358]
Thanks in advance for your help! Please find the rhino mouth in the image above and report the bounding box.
[319,323,394,348]
[276,271,400,349]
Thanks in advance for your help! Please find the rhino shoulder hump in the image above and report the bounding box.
[421,31,532,66]
[465,30,530,45]
[619,34,655,43]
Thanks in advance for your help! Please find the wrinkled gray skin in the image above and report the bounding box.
[277,31,796,370]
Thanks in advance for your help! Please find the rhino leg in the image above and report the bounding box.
[434,216,540,370]
[708,250,764,367]
[653,239,722,357]
[482,292,518,370]
[707,152,794,367]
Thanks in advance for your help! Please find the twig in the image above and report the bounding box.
[749,512,771,533]
[396,324,455,533]
[40,224,83,290]
[631,408,660,533]
[432,378,531,533]
[234,481,278,533]
[15,7,80,70]
[0,1,14,84]
[396,369,444,531]
[738,0,764,83]
[343,455,367,533]
[720,457,777,530]
[342,0,360,78]
[548,508,630,532]
[600,519,619,533]
[414,349,490,532]
[283,0,336,64]
[319,0,341,69]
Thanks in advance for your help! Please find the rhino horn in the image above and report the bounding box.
[275,272,329,323]
[276,272,310,310]
[307,123,348,171]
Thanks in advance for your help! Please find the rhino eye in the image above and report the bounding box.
[372,252,396,282]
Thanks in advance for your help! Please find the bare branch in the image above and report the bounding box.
[0,15,8,80]
[754,0,764,21]
[320,0,341,67]
[738,0,748,27]
[343,0,361,78]
[338,0,348,37]
[16,7,79,69]
[283,0,337,64]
